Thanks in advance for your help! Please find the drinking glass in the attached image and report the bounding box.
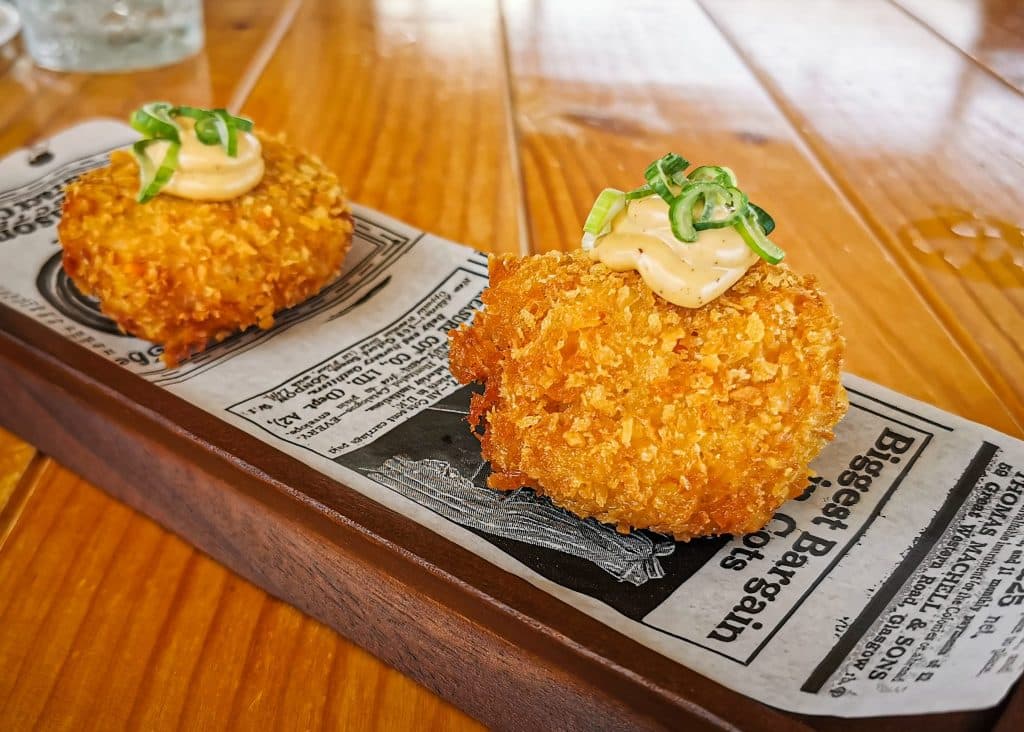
[15,0,203,72]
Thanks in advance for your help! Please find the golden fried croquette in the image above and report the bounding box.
[59,134,353,365]
[449,252,848,540]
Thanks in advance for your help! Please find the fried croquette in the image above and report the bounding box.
[449,251,848,540]
[58,134,353,365]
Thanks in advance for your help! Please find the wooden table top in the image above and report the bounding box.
[1,0,1022,728]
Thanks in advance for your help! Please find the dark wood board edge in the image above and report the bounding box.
[0,305,788,732]
[995,674,1024,732]
[0,301,1019,731]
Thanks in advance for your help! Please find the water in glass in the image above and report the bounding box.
[16,0,203,72]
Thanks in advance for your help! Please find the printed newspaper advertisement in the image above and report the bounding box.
[2,121,1023,717]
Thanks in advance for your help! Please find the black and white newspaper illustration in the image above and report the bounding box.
[2,121,1023,717]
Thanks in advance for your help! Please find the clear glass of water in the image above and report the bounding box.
[15,0,203,72]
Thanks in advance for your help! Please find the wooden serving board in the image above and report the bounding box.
[0,269,1020,732]
[0,294,762,732]
[3,0,1024,727]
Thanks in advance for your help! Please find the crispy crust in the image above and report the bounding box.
[58,134,354,365]
[449,251,848,540]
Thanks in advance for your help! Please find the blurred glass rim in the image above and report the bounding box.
[0,2,20,48]
[9,0,204,73]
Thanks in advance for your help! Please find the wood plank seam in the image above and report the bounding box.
[0,475,126,714]
[227,0,304,114]
[0,454,50,556]
[0,430,36,514]
[693,0,1024,433]
[0,460,77,624]
[888,0,1024,100]
[496,0,535,257]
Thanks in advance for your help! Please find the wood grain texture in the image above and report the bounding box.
[0,459,481,732]
[0,0,297,153]
[700,0,1024,429]
[2,0,1024,729]
[0,427,34,517]
[0,0,501,729]
[894,0,1024,93]
[242,0,522,255]
[501,0,1021,438]
[0,320,749,732]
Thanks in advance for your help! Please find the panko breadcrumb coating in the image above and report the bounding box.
[449,252,848,540]
[59,134,353,365]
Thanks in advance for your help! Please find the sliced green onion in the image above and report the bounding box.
[128,102,258,202]
[172,105,253,132]
[664,153,691,186]
[131,140,156,196]
[168,106,249,156]
[130,102,180,143]
[625,184,653,200]
[688,167,738,220]
[194,116,222,145]
[132,139,180,203]
[581,151,784,265]
[669,182,722,242]
[659,153,689,178]
[749,202,775,236]
[644,153,688,203]
[737,210,785,263]
[668,202,696,243]
[688,165,737,187]
[208,109,237,156]
[695,186,748,231]
[231,115,254,132]
[582,188,626,242]
[170,105,207,120]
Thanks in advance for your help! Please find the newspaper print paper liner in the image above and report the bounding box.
[2,120,1024,717]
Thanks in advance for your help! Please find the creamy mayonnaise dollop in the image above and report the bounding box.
[144,118,264,201]
[588,196,758,308]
